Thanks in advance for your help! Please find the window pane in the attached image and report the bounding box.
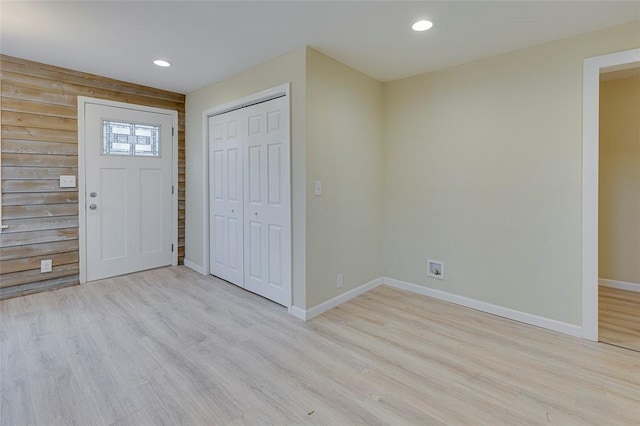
[103,120,160,157]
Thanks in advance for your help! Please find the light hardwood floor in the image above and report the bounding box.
[2,266,640,425]
[599,285,640,352]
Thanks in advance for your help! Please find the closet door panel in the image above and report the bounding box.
[209,111,244,286]
[244,119,267,294]
[243,97,290,306]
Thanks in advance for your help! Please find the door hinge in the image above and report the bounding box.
[172,127,175,137]
[172,185,174,195]
[171,244,174,252]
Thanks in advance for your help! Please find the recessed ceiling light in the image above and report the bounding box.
[412,20,433,32]
[153,59,171,67]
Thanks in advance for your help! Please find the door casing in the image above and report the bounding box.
[78,96,179,284]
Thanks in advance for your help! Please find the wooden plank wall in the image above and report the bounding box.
[0,55,186,299]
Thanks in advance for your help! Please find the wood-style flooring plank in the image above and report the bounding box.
[2,267,640,425]
[599,285,640,352]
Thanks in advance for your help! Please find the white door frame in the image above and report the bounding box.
[201,83,292,308]
[78,96,179,284]
[581,48,640,341]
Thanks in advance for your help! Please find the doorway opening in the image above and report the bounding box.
[597,65,640,352]
[581,48,640,343]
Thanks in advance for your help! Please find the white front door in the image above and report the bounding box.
[209,95,291,307]
[209,108,244,285]
[84,103,175,282]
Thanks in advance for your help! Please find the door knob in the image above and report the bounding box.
[89,204,97,210]
[231,209,235,213]
[254,211,258,216]
[90,192,97,198]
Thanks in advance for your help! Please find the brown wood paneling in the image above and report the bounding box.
[2,203,79,219]
[2,111,78,132]
[1,70,184,112]
[0,228,79,248]
[0,240,79,261]
[2,98,77,118]
[2,166,78,180]
[2,180,78,193]
[1,216,78,234]
[1,251,78,274]
[2,125,77,143]
[1,54,186,299]
[0,275,78,299]
[2,84,77,106]
[2,191,79,206]
[0,263,79,288]
[2,153,78,168]
[2,140,79,156]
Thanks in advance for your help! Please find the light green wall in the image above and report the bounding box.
[305,48,384,308]
[382,22,640,325]
[185,47,307,308]
[186,21,639,324]
[599,75,640,285]
[185,47,384,311]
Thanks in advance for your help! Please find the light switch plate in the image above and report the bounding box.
[314,181,322,196]
[59,175,76,188]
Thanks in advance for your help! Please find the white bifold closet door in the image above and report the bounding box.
[209,107,244,285]
[209,96,291,307]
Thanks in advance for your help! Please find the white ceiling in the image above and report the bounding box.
[1,1,639,94]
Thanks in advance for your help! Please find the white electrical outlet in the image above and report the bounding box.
[337,273,343,288]
[314,181,322,196]
[40,259,52,273]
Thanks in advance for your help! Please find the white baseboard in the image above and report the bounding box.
[183,259,207,275]
[599,278,640,293]
[382,277,583,338]
[292,277,383,321]
[289,306,307,321]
